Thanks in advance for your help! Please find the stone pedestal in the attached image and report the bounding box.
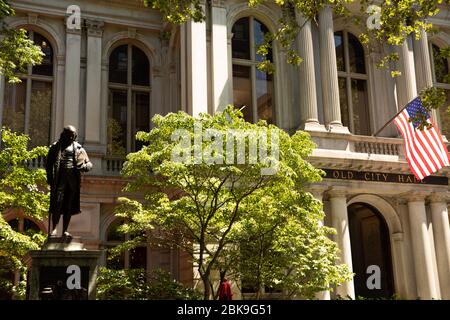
[25,237,100,300]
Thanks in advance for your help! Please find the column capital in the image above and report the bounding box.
[86,19,104,37]
[327,187,347,199]
[395,197,408,206]
[307,185,328,200]
[211,0,226,8]
[428,192,448,203]
[404,192,427,202]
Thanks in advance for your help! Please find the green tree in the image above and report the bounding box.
[222,187,348,299]
[0,128,49,299]
[0,0,43,83]
[112,106,351,300]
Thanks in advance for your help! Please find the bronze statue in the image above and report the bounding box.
[45,126,92,237]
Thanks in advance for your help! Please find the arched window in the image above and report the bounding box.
[107,44,151,156]
[7,216,42,234]
[335,31,370,135]
[232,17,274,124]
[2,31,53,148]
[104,219,147,270]
[429,43,450,136]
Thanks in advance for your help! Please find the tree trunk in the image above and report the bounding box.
[202,274,212,300]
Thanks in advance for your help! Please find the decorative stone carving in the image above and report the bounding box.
[86,19,104,37]
[428,192,448,203]
[28,13,38,25]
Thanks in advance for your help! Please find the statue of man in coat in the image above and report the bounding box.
[45,125,93,237]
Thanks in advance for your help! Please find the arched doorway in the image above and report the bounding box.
[348,203,394,298]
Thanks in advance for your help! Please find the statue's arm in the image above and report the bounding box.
[77,148,93,172]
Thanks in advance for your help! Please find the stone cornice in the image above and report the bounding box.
[12,2,162,32]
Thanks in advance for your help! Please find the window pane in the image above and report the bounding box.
[348,33,366,74]
[29,81,52,148]
[32,33,53,76]
[254,19,272,62]
[351,79,370,135]
[334,31,345,72]
[109,45,128,84]
[432,44,449,84]
[338,77,349,128]
[232,65,253,122]
[3,82,26,134]
[232,18,250,60]
[133,92,150,151]
[132,46,150,86]
[439,89,450,137]
[256,69,273,123]
[130,247,147,269]
[107,90,127,156]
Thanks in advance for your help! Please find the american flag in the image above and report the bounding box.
[394,97,450,180]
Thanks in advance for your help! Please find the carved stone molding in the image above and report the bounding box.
[403,192,427,202]
[428,192,448,203]
[211,0,226,7]
[86,19,104,37]
[128,27,137,39]
[307,185,328,200]
[28,13,38,25]
[327,187,347,199]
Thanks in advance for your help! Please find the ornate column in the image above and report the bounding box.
[396,36,417,109]
[329,188,355,299]
[64,20,82,129]
[319,6,348,133]
[309,186,331,300]
[429,193,450,299]
[413,29,438,121]
[85,20,104,146]
[211,0,231,112]
[396,198,417,298]
[296,12,325,132]
[407,193,439,299]
[184,1,208,116]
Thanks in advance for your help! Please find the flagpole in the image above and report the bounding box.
[372,99,412,137]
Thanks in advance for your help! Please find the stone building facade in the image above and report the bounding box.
[1,0,450,299]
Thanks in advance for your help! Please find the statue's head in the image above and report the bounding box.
[60,125,77,143]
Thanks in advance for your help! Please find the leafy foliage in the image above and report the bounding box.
[96,267,202,300]
[113,106,352,300]
[0,0,43,83]
[0,128,49,299]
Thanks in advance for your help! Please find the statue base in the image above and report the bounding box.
[25,237,101,300]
